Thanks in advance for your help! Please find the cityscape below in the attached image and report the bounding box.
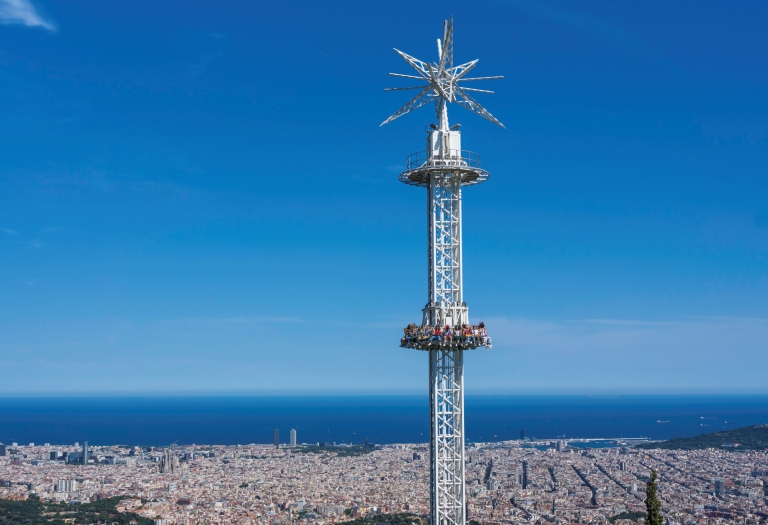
[0,396,767,523]
[1,430,766,524]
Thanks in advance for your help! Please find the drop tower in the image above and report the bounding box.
[381,18,504,525]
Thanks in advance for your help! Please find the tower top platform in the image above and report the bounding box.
[399,149,489,187]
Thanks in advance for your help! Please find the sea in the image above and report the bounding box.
[0,395,766,447]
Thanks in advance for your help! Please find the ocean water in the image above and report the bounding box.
[0,395,766,447]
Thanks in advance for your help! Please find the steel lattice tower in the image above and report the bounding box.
[381,18,503,525]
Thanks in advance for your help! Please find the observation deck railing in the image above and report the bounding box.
[406,149,482,170]
[399,149,488,187]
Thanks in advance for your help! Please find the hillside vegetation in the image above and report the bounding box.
[637,424,768,451]
[338,513,426,525]
[0,496,153,525]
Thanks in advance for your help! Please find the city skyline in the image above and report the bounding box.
[1,438,765,524]
[2,0,768,394]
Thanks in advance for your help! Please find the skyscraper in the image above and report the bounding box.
[715,479,725,497]
[290,429,297,447]
[56,479,78,493]
[520,429,526,441]
[273,428,279,447]
[522,461,529,489]
[82,441,89,465]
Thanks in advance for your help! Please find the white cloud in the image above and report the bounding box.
[0,0,55,31]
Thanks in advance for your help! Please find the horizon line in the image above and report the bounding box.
[1,388,768,397]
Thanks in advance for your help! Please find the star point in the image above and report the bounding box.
[382,18,504,129]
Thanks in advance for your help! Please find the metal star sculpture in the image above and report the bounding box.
[381,18,504,129]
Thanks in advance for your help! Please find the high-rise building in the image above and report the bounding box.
[50,451,59,460]
[521,429,526,441]
[556,440,565,452]
[0,444,5,457]
[515,467,523,486]
[522,461,529,489]
[274,429,280,447]
[56,479,78,493]
[82,441,89,465]
[290,429,297,447]
[619,461,627,471]
[383,18,502,525]
[715,479,725,497]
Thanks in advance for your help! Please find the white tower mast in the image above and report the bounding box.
[382,18,503,525]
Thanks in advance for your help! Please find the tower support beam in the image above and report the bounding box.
[423,170,467,328]
[430,348,465,525]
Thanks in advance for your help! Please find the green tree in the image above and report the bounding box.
[644,469,663,525]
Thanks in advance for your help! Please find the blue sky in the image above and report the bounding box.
[1,0,767,393]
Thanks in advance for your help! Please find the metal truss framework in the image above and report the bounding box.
[383,18,503,525]
[424,172,466,328]
[430,349,465,525]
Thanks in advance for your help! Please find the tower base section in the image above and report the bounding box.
[430,348,465,525]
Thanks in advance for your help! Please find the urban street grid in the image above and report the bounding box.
[0,440,766,524]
